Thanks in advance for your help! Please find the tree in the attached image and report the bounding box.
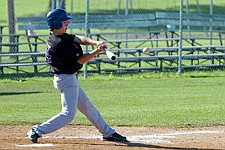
[48,0,65,12]
[7,0,16,53]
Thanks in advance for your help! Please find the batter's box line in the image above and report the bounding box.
[17,130,224,145]
[43,135,173,144]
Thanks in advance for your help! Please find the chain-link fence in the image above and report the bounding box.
[0,0,225,78]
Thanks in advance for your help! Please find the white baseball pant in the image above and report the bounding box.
[33,74,115,137]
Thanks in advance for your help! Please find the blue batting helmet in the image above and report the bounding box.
[47,9,72,30]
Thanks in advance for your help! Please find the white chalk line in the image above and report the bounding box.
[43,130,224,144]
[161,130,224,136]
[16,143,54,147]
[42,135,173,144]
[16,130,224,147]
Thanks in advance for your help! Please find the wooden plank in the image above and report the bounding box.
[18,24,48,30]
[17,16,46,23]
[157,19,225,27]
[156,12,225,21]
[17,13,157,30]
[18,20,157,30]
[0,62,47,67]
[0,52,45,56]
[156,12,225,28]
[88,13,156,21]
[17,13,156,23]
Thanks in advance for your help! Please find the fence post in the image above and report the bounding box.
[84,0,89,79]
[0,26,4,74]
[177,0,183,76]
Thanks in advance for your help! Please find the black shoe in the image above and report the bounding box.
[103,132,127,142]
[27,128,40,143]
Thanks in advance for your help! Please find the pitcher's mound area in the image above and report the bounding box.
[1,125,225,150]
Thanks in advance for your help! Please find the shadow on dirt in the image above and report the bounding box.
[112,140,222,150]
[125,142,222,150]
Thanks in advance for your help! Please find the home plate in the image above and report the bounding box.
[16,143,54,147]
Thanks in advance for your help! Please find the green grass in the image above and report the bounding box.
[1,0,225,24]
[1,0,225,128]
[0,71,225,127]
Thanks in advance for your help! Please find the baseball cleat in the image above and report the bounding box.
[103,132,128,142]
[27,128,40,143]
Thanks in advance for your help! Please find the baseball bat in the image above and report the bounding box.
[105,49,117,61]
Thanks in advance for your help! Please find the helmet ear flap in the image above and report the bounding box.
[52,19,62,29]
[48,16,62,30]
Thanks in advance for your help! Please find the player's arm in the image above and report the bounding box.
[75,35,107,64]
[75,35,106,48]
[77,47,105,64]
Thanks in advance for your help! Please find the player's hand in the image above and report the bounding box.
[97,45,106,53]
[96,41,107,50]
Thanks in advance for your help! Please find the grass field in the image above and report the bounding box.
[0,71,225,127]
[1,0,225,128]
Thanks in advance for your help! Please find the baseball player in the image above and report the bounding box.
[27,8,127,143]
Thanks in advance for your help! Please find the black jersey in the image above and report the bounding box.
[46,33,83,74]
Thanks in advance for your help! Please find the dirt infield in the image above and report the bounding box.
[1,125,225,150]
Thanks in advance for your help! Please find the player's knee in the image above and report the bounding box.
[60,110,76,121]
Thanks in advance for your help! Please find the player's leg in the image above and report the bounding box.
[28,74,79,142]
[77,86,127,142]
[77,86,114,137]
